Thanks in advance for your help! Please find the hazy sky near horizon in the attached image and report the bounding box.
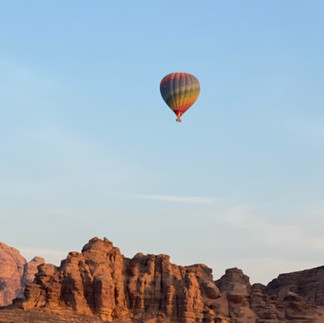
[1,1,324,284]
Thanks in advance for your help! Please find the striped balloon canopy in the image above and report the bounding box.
[160,72,200,122]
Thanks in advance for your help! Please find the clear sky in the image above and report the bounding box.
[1,1,324,284]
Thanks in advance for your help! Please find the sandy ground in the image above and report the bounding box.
[0,308,105,323]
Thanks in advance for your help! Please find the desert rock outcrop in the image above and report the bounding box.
[2,237,324,322]
[0,242,44,306]
[23,237,227,322]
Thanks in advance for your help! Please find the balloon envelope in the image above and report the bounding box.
[160,72,200,122]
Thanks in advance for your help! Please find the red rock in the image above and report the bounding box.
[2,238,324,322]
[23,237,222,322]
[0,242,44,306]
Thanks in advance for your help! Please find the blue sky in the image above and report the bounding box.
[1,1,324,284]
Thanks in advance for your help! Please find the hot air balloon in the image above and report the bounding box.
[160,72,200,122]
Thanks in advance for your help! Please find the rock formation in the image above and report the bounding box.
[22,237,226,322]
[0,242,44,306]
[216,268,324,322]
[1,237,324,322]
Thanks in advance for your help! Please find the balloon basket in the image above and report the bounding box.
[176,118,182,122]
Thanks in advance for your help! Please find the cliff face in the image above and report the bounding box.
[20,237,324,322]
[216,268,324,323]
[2,237,324,322]
[0,242,44,306]
[23,237,225,322]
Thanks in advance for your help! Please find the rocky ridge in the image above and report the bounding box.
[1,237,324,322]
[0,242,44,306]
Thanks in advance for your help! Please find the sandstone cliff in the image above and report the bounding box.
[0,242,44,306]
[19,237,324,322]
[1,237,324,322]
[216,267,324,323]
[22,237,226,322]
